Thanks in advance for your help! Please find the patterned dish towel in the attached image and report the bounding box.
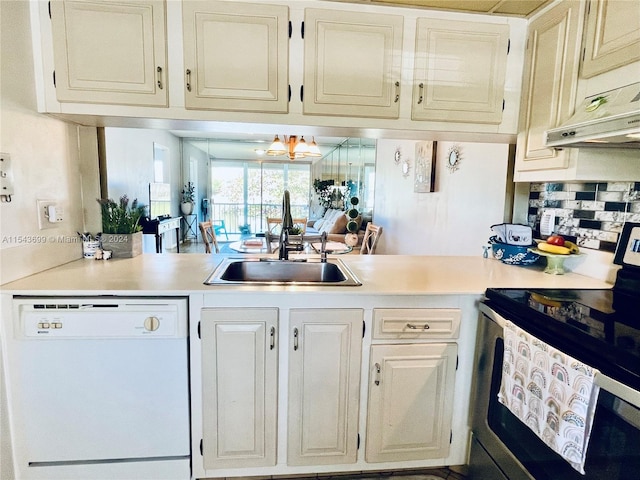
[498,321,600,475]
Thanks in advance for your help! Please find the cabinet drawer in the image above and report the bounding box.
[372,308,460,339]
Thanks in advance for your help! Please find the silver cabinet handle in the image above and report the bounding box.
[156,66,163,90]
[417,83,424,104]
[270,326,276,350]
[394,81,400,103]
[406,323,430,330]
[293,327,299,351]
[374,363,381,386]
[186,69,192,92]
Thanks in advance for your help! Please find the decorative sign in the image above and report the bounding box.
[414,141,436,192]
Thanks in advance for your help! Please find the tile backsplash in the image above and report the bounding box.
[528,181,640,252]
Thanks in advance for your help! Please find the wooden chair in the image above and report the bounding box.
[199,221,220,253]
[360,223,383,254]
[266,217,307,235]
[266,217,283,236]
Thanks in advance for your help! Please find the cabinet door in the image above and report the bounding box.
[581,0,640,78]
[200,308,278,469]
[288,309,363,466]
[366,343,457,463]
[514,1,584,174]
[303,9,403,119]
[50,0,167,106]
[412,19,509,124]
[183,1,289,113]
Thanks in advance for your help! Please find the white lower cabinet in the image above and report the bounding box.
[366,343,458,463]
[288,309,363,466]
[366,307,460,463]
[200,308,278,469]
[195,302,467,477]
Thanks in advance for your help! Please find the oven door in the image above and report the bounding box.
[471,303,640,480]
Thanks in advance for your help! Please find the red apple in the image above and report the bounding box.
[547,235,565,246]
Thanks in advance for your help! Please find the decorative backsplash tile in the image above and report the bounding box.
[528,181,640,252]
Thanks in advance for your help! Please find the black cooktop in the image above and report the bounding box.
[483,287,640,391]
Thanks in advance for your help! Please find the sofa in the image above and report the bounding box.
[306,208,368,247]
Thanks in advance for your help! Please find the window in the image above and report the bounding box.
[210,160,310,235]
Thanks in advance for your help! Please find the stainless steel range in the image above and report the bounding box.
[469,222,640,480]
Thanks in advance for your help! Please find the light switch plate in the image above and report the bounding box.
[0,152,14,196]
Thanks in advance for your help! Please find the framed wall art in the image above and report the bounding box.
[414,141,436,192]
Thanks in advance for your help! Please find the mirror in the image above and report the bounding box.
[447,146,461,172]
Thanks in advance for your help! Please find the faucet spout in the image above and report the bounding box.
[278,190,295,260]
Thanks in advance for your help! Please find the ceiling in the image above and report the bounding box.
[175,132,376,162]
[329,0,553,17]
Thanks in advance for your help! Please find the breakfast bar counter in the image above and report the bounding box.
[0,253,611,295]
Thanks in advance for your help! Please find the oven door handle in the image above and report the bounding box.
[479,303,640,409]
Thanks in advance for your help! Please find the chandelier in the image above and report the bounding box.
[266,135,322,160]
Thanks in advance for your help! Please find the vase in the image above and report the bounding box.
[181,202,194,215]
[344,232,359,247]
[101,231,143,258]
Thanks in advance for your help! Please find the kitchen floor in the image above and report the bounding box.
[208,468,467,480]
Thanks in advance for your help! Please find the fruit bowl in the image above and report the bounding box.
[490,240,541,266]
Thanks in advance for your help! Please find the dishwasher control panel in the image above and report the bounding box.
[15,298,188,339]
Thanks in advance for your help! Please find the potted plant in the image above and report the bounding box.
[344,197,360,247]
[97,195,147,258]
[181,182,195,215]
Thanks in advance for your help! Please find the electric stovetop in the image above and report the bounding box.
[483,287,640,391]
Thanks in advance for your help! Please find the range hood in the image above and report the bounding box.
[545,82,640,149]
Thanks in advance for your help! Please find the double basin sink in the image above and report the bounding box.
[205,257,362,286]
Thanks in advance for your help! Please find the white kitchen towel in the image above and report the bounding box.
[498,321,600,475]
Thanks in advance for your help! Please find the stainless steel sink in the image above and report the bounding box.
[204,258,362,286]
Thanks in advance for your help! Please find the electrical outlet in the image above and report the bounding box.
[37,200,63,229]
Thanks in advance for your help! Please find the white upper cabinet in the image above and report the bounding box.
[412,18,510,124]
[581,0,640,78]
[49,0,168,107]
[302,8,403,118]
[514,1,584,176]
[182,1,290,113]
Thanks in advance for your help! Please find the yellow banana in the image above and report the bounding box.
[530,292,562,308]
[537,242,571,255]
[564,240,580,254]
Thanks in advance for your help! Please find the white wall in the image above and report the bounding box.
[374,140,510,255]
[0,1,99,285]
[103,127,182,252]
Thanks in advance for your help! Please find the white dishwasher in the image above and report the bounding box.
[5,297,190,480]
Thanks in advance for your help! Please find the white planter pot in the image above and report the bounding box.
[181,202,194,215]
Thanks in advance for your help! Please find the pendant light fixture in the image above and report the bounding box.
[266,135,286,156]
[266,135,322,160]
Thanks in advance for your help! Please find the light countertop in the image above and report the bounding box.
[0,254,612,296]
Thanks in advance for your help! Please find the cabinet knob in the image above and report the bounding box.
[417,83,424,104]
[394,81,400,103]
[374,363,381,385]
[270,326,276,350]
[186,69,192,92]
[293,327,299,351]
